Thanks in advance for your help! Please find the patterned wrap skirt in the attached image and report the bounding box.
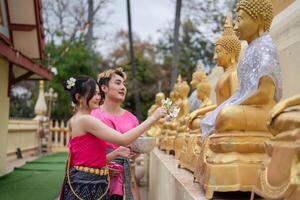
[61,167,110,200]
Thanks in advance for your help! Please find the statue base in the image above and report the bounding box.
[195,131,272,199]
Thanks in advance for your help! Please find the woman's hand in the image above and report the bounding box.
[114,146,131,158]
[150,107,167,121]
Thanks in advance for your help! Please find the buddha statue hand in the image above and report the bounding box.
[188,112,197,125]
[267,100,287,126]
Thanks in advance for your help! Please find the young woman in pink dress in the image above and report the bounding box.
[60,75,166,200]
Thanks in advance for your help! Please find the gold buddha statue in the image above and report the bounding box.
[198,0,283,198]
[178,16,240,174]
[160,86,180,152]
[179,81,213,171]
[252,94,300,200]
[165,76,190,154]
[189,16,240,131]
[190,64,207,89]
[189,65,207,111]
[268,94,300,135]
[173,68,207,159]
[214,16,240,105]
[146,92,165,137]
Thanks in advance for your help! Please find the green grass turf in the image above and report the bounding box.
[0,152,68,200]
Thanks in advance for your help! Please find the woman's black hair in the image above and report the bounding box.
[63,75,99,107]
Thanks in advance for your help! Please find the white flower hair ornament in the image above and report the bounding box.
[66,77,76,89]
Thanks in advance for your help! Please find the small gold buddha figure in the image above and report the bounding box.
[174,68,207,158]
[198,0,282,198]
[179,81,213,171]
[146,92,165,138]
[166,76,190,154]
[252,94,300,200]
[189,64,208,112]
[188,82,214,130]
[160,89,179,151]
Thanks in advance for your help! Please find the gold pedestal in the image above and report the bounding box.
[159,128,168,151]
[164,130,177,154]
[252,129,300,200]
[196,132,272,199]
[174,129,188,159]
[179,129,201,172]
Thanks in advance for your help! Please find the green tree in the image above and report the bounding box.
[46,41,101,121]
[156,19,214,90]
[103,31,163,119]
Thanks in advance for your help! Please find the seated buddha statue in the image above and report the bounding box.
[188,62,207,112]
[146,92,165,137]
[189,16,240,131]
[159,86,179,150]
[198,0,283,198]
[201,0,282,137]
[179,16,240,174]
[166,76,190,154]
[267,94,300,135]
[179,81,213,171]
[252,94,300,200]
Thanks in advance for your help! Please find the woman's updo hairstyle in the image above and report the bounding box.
[63,75,99,107]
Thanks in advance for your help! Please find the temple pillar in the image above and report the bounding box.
[0,58,10,176]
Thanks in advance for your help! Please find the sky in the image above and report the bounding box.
[96,0,175,56]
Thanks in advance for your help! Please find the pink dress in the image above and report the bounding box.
[91,107,139,196]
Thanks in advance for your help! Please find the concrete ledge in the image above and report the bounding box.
[149,148,205,200]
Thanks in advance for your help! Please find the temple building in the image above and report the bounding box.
[0,0,52,176]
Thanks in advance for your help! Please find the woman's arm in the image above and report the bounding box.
[81,107,166,146]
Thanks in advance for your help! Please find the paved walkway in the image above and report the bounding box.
[6,155,40,174]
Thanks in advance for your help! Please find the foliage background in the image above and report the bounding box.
[10,0,238,121]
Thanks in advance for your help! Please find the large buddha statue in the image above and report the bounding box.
[198,0,282,198]
[201,0,282,136]
[146,92,165,137]
[252,94,300,200]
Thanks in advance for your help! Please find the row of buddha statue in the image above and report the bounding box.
[146,0,300,199]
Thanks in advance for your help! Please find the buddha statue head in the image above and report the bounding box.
[235,0,273,43]
[190,64,207,89]
[155,92,165,106]
[177,80,190,99]
[196,81,212,101]
[215,16,241,70]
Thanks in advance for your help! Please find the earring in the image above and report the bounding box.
[79,101,83,109]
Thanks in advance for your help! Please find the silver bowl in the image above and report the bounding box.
[131,137,156,153]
